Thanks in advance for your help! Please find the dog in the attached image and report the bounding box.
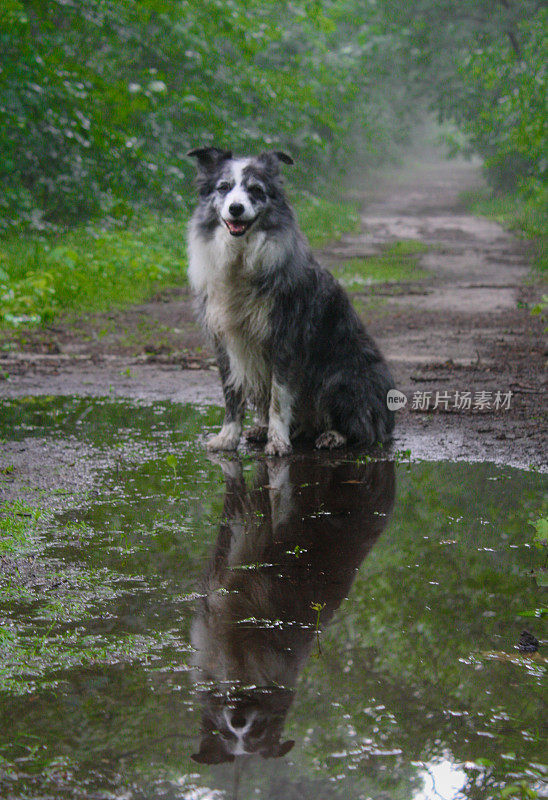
[190,455,395,763]
[187,146,395,456]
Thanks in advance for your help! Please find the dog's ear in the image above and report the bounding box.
[273,151,294,165]
[260,739,295,759]
[187,147,233,172]
[258,150,294,174]
[191,734,236,764]
[271,151,294,165]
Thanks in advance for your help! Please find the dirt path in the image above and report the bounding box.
[1,156,546,471]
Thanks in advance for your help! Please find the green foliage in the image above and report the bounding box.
[531,296,548,316]
[1,0,546,325]
[455,12,547,200]
[385,239,429,257]
[497,782,539,800]
[165,454,178,478]
[530,296,548,334]
[529,515,548,549]
[290,191,361,248]
[0,0,417,234]
[0,213,188,325]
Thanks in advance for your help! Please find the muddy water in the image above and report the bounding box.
[0,399,546,799]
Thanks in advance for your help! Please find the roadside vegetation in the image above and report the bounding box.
[461,190,547,274]
[0,216,188,326]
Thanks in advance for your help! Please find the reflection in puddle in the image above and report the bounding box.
[416,759,468,800]
[0,399,546,799]
[191,457,394,764]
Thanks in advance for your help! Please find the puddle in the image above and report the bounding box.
[0,399,546,799]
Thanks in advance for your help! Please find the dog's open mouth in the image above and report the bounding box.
[223,217,256,236]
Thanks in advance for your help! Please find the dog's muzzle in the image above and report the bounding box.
[223,217,257,236]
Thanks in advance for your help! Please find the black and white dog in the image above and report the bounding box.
[187,146,395,456]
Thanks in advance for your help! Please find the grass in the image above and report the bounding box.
[0,214,189,328]
[0,189,361,330]
[291,190,361,248]
[332,239,429,290]
[0,500,43,554]
[462,189,547,273]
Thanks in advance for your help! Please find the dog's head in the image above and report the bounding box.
[187,147,294,237]
[191,688,295,764]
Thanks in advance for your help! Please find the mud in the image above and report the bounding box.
[0,156,546,484]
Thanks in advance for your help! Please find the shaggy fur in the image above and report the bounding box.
[187,146,395,455]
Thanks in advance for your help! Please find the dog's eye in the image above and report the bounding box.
[248,185,266,202]
[216,182,232,195]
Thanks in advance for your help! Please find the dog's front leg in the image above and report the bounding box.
[264,378,293,456]
[244,388,269,444]
[207,343,245,451]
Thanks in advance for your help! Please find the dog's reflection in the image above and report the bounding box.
[191,455,395,764]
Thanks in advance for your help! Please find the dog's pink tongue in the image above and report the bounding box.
[227,220,246,234]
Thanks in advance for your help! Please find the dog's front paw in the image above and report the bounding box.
[244,424,269,444]
[265,434,292,457]
[315,430,347,450]
[206,424,241,452]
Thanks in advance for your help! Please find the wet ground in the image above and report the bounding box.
[0,399,546,800]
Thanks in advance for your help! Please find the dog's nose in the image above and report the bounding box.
[230,710,247,729]
[228,202,244,218]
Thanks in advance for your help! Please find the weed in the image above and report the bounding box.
[310,601,326,656]
[0,212,188,328]
[529,515,547,549]
[496,781,539,799]
[286,545,305,557]
[393,448,413,467]
[165,454,178,478]
[290,191,361,248]
[530,295,548,332]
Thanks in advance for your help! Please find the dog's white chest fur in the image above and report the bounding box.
[188,224,275,394]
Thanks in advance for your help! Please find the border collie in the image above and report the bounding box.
[187,146,395,456]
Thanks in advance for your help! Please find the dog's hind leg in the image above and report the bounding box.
[322,362,395,448]
[207,342,245,452]
[315,430,347,450]
[244,388,270,443]
[244,424,268,443]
